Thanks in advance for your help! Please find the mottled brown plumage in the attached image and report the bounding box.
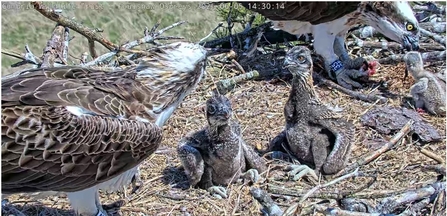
[177,94,267,198]
[269,46,354,180]
[2,42,207,216]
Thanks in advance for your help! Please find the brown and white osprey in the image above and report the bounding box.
[2,42,207,216]
[240,2,420,89]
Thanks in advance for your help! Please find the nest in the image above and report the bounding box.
[3,50,446,216]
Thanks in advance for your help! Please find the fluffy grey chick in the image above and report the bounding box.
[268,46,355,181]
[404,51,446,116]
[178,94,267,198]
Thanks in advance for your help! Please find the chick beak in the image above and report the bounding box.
[282,58,296,69]
[403,35,419,51]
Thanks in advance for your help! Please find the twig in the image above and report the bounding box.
[313,72,387,104]
[420,22,446,33]
[283,168,361,216]
[88,40,97,59]
[199,22,224,44]
[249,187,283,216]
[311,204,382,216]
[375,181,446,214]
[216,70,260,94]
[420,28,446,46]
[376,51,446,64]
[334,119,414,177]
[418,147,446,165]
[31,2,118,51]
[421,164,446,176]
[41,24,67,68]
[347,36,445,52]
[398,198,430,216]
[62,26,69,64]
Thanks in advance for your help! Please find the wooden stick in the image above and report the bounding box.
[313,72,388,104]
[420,28,446,46]
[377,51,445,64]
[41,24,66,68]
[334,119,414,177]
[31,2,118,51]
[418,147,446,165]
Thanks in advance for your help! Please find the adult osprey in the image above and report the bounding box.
[2,42,207,216]
[240,2,420,89]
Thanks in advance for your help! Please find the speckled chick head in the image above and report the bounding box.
[283,46,313,78]
[205,93,233,127]
[403,51,424,78]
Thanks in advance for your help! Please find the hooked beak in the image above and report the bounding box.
[219,109,231,120]
[282,58,296,69]
[403,35,419,51]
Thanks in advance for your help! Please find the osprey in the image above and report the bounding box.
[240,2,420,89]
[2,42,207,216]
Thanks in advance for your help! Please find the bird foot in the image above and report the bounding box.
[242,168,261,183]
[130,169,143,194]
[330,59,378,90]
[286,164,318,182]
[207,186,228,199]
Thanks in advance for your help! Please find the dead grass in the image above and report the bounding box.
[2,2,446,216]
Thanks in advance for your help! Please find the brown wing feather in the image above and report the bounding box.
[2,106,162,193]
[1,66,153,120]
[239,2,360,24]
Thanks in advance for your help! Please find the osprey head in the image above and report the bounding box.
[403,51,424,76]
[283,46,313,78]
[206,93,232,126]
[360,1,420,51]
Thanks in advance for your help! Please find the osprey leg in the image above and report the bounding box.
[66,187,107,216]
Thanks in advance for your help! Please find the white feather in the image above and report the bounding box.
[396,1,417,24]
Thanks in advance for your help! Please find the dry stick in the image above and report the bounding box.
[62,27,69,64]
[398,198,430,216]
[377,51,446,64]
[347,35,445,51]
[334,119,414,177]
[216,70,260,94]
[31,1,117,51]
[83,21,186,66]
[88,39,97,59]
[420,22,446,33]
[41,24,67,68]
[418,147,446,165]
[313,72,387,104]
[283,168,361,216]
[301,204,382,216]
[199,22,224,44]
[421,164,446,176]
[420,28,446,46]
[375,181,446,214]
[2,45,42,67]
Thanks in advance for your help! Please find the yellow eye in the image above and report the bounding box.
[406,23,414,31]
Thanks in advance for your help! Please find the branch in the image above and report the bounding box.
[31,1,117,51]
[347,35,445,52]
[375,181,446,214]
[420,28,446,46]
[41,24,67,68]
[376,51,446,64]
[334,119,414,177]
[216,70,260,94]
[313,72,387,104]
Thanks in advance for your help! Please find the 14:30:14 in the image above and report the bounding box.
[247,2,285,10]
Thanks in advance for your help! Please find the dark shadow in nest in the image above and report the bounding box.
[161,165,189,189]
[2,203,74,216]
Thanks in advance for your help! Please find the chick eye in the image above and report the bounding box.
[207,105,216,114]
[406,23,414,31]
[297,56,306,63]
